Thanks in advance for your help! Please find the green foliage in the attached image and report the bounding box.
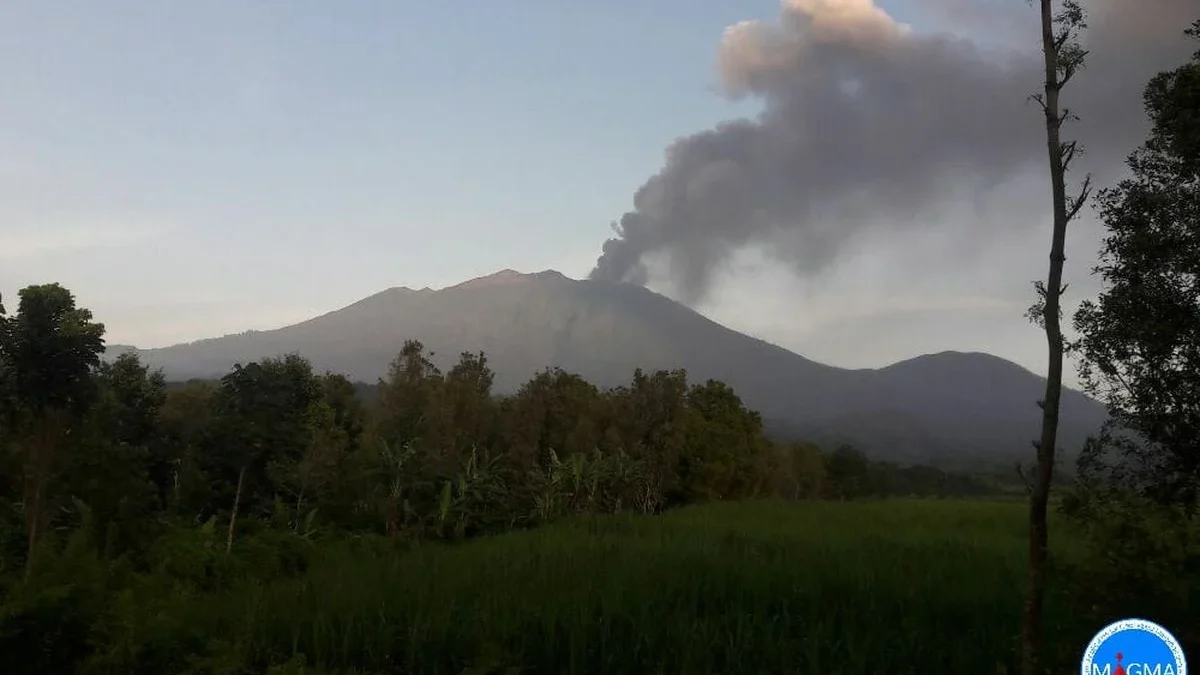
[0,283,1072,674]
[678,379,766,501]
[154,380,218,514]
[1145,20,1200,175]
[64,353,168,558]
[1061,25,1200,665]
[0,500,1087,675]
[0,516,117,675]
[1073,26,1200,504]
[825,445,871,499]
[205,355,323,520]
[0,283,106,417]
[0,283,109,572]
[0,293,10,421]
[1059,491,1199,650]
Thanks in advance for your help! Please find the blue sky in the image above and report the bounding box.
[1,0,1081,377]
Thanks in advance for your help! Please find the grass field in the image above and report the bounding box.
[103,498,1091,675]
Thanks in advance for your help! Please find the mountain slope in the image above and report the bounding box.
[114,269,1108,464]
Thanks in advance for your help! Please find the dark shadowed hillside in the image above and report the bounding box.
[110,269,1107,464]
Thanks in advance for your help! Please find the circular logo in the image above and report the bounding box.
[1081,618,1187,675]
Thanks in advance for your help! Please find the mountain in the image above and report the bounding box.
[109,269,1108,465]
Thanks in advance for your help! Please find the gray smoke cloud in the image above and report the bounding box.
[589,0,1197,305]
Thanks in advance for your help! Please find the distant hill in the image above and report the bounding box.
[106,269,1108,464]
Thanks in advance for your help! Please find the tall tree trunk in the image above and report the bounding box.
[294,486,305,534]
[386,498,399,538]
[171,455,183,512]
[226,464,246,554]
[24,478,43,578]
[23,409,65,577]
[1023,1,1088,673]
[386,478,401,537]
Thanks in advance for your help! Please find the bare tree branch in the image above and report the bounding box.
[1066,175,1094,222]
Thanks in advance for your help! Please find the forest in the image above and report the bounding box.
[1,313,1018,558]
[0,291,1028,674]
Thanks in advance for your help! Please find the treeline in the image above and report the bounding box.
[0,285,1008,571]
[0,285,1026,674]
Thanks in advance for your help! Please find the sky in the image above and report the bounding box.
[1,0,1195,386]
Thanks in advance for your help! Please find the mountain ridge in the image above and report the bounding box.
[105,269,1107,464]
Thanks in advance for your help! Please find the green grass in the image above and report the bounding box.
[157,498,1090,675]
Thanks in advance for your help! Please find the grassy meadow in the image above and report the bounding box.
[58,498,1093,675]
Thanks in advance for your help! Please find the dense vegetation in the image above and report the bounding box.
[3,497,1091,675]
[0,279,1192,675]
[0,285,1023,674]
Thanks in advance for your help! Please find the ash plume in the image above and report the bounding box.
[589,0,1196,304]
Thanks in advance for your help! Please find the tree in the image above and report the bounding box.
[1073,23,1200,504]
[375,340,443,457]
[205,354,320,551]
[87,353,168,448]
[66,353,166,556]
[825,445,871,500]
[269,397,349,532]
[680,379,766,501]
[502,368,604,469]
[0,284,106,570]
[0,295,18,563]
[318,372,366,453]
[308,373,368,528]
[0,292,12,452]
[153,380,217,514]
[438,351,498,468]
[0,294,9,416]
[0,284,106,415]
[1023,2,1091,673]
[767,441,827,500]
[614,369,691,511]
[373,341,445,534]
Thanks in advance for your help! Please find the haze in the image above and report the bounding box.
[1,0,1194,386]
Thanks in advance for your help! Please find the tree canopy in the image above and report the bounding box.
[1073,23,1200,504]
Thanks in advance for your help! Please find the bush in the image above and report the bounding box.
[1059,490,1200,655]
